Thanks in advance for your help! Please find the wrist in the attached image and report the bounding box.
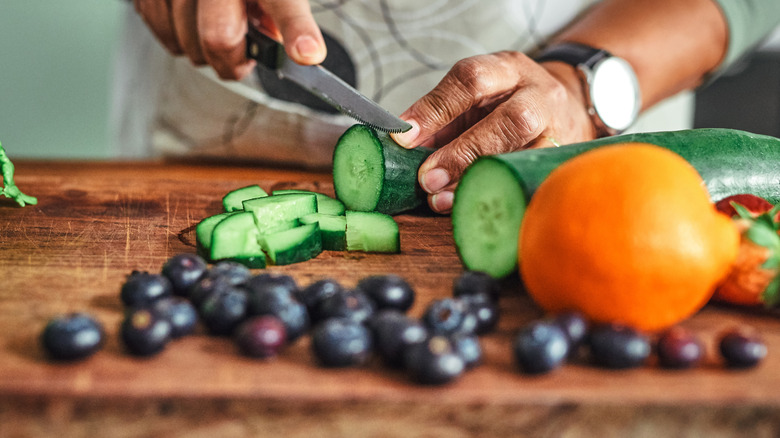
[540,61,598,141]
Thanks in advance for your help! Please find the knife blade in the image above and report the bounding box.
[246,25,412,134]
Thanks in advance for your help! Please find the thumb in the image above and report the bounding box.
[257,0,326,65]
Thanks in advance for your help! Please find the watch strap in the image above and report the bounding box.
[534,42,610,69]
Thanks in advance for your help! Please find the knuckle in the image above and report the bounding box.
[200,22,243,56]
[502,100,543,139]
[449,57,493,100]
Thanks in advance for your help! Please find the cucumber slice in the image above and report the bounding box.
[272,189,346,215]
[260,223,323,265]
[209,211,267,268]
[243,193,317,234]
[452,158,527,279]
[301,213,347,251]
[222,184,268,212]
[345,211,400,253]
[332,124,433,215]
[196,212,237,254]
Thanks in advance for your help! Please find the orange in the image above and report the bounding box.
[518,143,740,332]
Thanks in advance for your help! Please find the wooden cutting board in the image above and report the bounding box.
[1,160,779,437]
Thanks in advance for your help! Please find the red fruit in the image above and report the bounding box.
[715,194,773,218]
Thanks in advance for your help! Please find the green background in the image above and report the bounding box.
[0,1,123,159]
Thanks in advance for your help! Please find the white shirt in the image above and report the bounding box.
[111,0,691,168]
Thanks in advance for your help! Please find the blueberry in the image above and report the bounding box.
[404,335,465,385]
[356,274,415,313]
[246,273,298,296]
[369,310,428,367]
[461,294,500,335]
[235,316,287,358]
[311,318,373,367]
[199,286,249,336]
[161,253,208,296]
[207,261,251,286]
[247,276,309,343]
[296,278,344,314]
[452,271,500,302]
[189,275,232,306]
[120,308,172,356]
[656,326,704,369]
[588,323,651,369]
[315,289,375,325]
[41,313,104,361]
[152,297,199,338]
[718,328,767,369]
[120,271,173,308]
[513,320,569,374]
[554,311,589,356]
[450,332,482,369]
[422,298,475,335]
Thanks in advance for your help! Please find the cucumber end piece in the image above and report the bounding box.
[452,158,527,278]
[333,125,385,212]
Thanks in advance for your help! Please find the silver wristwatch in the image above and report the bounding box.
[535,42,641,136]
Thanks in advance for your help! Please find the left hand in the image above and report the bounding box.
[391,51,598,214]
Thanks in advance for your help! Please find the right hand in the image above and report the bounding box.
[133,0,326,80]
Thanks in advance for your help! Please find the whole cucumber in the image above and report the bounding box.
[452,128,780,278]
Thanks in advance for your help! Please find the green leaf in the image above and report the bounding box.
[0,141,37,207]
[761,274,780,308]
[731,202,754,220]
[745,221,780,250]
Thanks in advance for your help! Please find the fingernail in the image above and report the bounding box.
[391,119,420,148]
[294,35,323,62]
[420,168,450,193]
[431,191,454,213]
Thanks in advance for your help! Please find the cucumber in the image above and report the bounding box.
[332,124,433,215]
[301,213,347,251]
[222,184,268,212]
[196,211,237,254]
[272,189,346,216]
[209,211,267,268]
[345,211,400,253]
[260,223,323,265]
[243,193,317,234]
[452,128,780,278]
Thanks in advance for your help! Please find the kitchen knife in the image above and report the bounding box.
[246,25,412,134]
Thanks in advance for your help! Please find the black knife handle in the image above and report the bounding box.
[246,25,283,69]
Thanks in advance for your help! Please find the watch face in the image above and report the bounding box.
[589,57,640,133]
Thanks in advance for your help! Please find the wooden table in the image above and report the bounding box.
[2,160,780,437]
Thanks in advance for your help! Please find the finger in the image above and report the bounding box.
[391,52,528,149]
[418,94,547,213]
[198,0,255,80]
[258,0,326,65]
[171,0,207,66]
[134,0,182,55]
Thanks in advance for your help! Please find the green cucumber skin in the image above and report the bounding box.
[209,212,267,268]
[222,185,268,212]
[453,128,780,278]
[373,130,434,215]
[333,124,433,215]
[195,212,236,255]
[262,223,323,265]
[492,128,780,203]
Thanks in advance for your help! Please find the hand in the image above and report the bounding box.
[133,0,326,80]
[390,51,597,214]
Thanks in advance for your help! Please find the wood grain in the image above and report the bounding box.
[1,160,780,437]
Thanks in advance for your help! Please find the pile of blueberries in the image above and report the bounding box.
[40,253,767,384]
[40,253,501,385]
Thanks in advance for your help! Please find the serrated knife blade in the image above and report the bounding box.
[246,26,412,134]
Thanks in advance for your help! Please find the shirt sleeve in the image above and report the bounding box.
[711,0,780,70]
